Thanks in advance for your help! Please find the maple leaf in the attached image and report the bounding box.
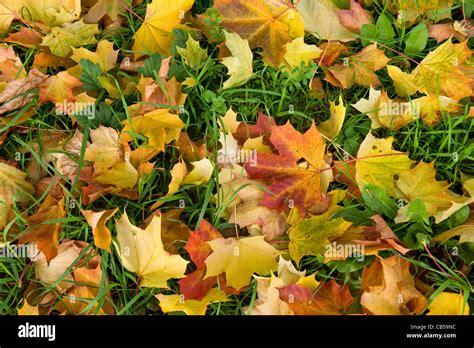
[0,46,25,82]
[245,122,328,216]
[0,163,34,230]
[394,162,452,223]
[433,178,474,223]
[297,0,355,42]
[396,0,453,26]
[250,257,315,315]
[229,202,287,241]
[328,215,410,258]
[326,44,390,88]
[32,240,83,291]
[361,255,427,315]
[38,71,82,105]
[387,40,473,101]
[221,31,254,90]
[155,209,190,254]
[5,27,43,48]
[19,191,65,263]
[84,0,128,23]
[288,211,352,264]
[157,288,228,315]
[414,95,460,126]
[81,208,118,252]
[204,235,280,290]
[212,0,304,66]
[427,292,470,315]
[121,109,184,152]
[176,35,209,69]
[23,0,81,27]
[279,279,354,315]
[114,211,189,288]
[353,88,418,130]
[84,126,126,176]
[318,96,346,140]
[0,0,24,33]
[336,0,373,34]
[0,68,48,114]
[58,256,114,315]
[355,132,414,196]
[281,37,321,72]
[132,0,194,57]
[71,40,119,73]
[41,20,99,57]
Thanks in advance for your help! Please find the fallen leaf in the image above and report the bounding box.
[204,235,280,290]
[355,132,414,196]
[245,122,329,216]
[361,255,427,315]
[212,0,304,66]
[114,211,189,288]
[82,209,118,252]
[221,31,253,90]
[132,0,194,57]
[297,0,355,42]
[157,288,228,315]
[326,44,390,88]
[427,292,470,315]
[279,279,354,315]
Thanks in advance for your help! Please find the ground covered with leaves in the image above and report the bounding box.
[0,0,473,315]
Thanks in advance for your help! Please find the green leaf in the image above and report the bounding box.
[332,207,373,226]
[361,184,398,219]
[360,23,377,46]
[458,242,474,265]
[76,102,126,129]
[406,199,431,227]
[404,23,428,56]
[375,14,395,41]
[80,59,103,91]
[138,54,162,78]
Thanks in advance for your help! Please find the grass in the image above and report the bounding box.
[0,0,473,315]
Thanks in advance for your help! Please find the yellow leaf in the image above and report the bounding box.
[297,0,355,42]
[176,35,208,69]
[71,40,119,73]
[157,288,228,315]
[18,301,39,315]
[388,40,473,101]
[81,208,118,252]
[84,126,123,175]
[219,107,240,133]
[434,178,474,223]
[221,31,253,90]
[24,0,81,27]
[427,292,470,315]
[386,65,418,97]
[132,0,194,57]
[288,211,352,264]
[394,162,452,223]
[414,95,460,126]
[281,37,322,71]
[204,236,280,290]
[355,132,414,195]
[115,211,189,288]
[121,109,184,152]
[183,158,214,185]
[0,163,35,230]
[242,136,272,154]
[318,96,346,140]
[361,255,427,314]
[0,0,24,33]
[94,161,138,189]
[41,20,99,57]
[353,88,417,130]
